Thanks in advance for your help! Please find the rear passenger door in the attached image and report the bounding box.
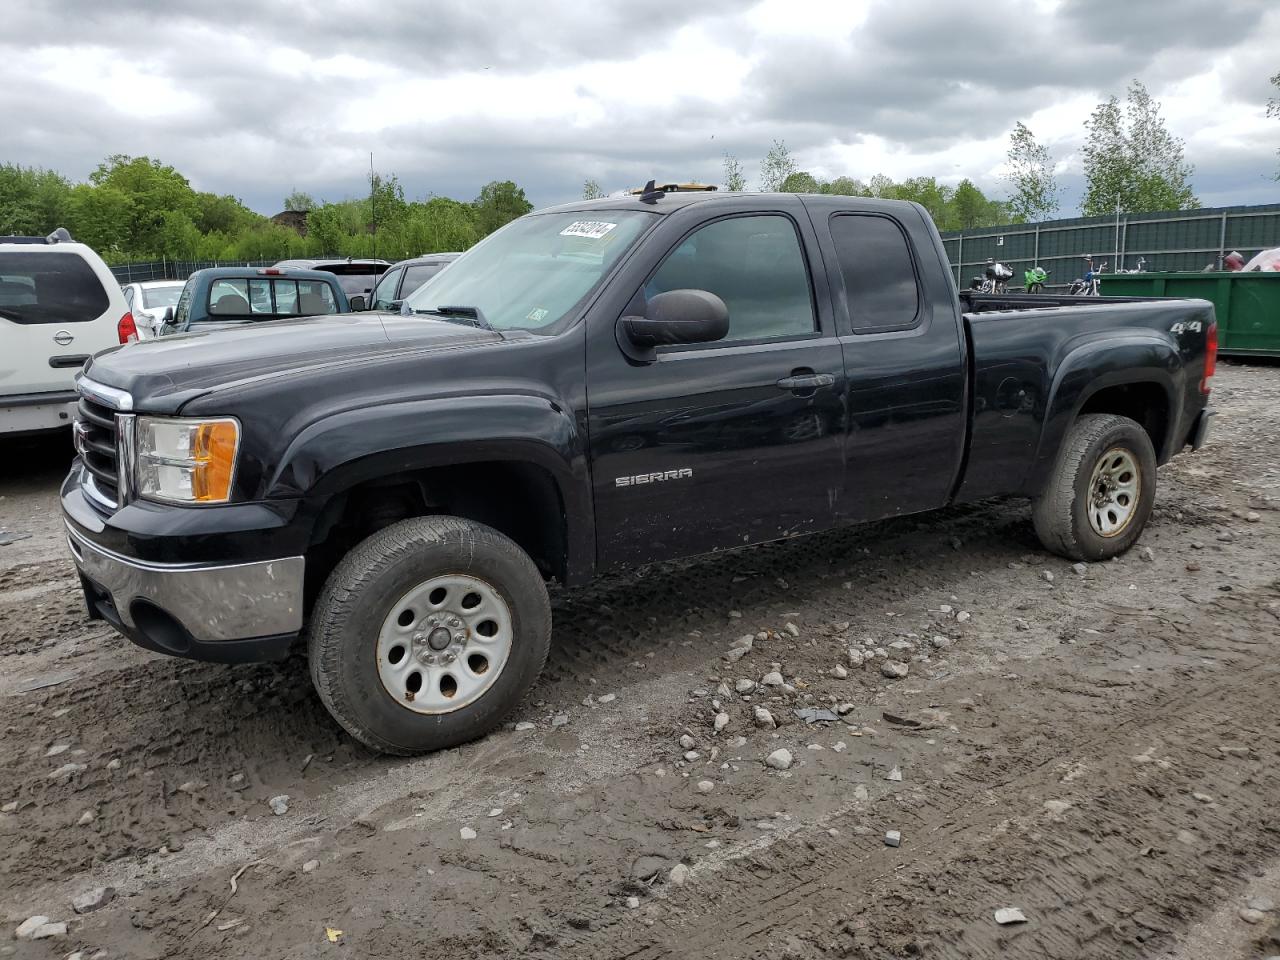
[805,202,967,522]
[586,198,848,568]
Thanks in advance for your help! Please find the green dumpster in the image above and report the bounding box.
[1101,272,1280,357]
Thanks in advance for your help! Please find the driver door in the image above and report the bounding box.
[585,200,847,569]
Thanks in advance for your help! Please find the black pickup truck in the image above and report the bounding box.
[61,191,1217,755]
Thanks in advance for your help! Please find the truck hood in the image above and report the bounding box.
[82,312,503,412]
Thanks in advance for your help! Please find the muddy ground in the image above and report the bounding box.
[2,362,1280,960]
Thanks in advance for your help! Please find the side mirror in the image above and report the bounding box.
[348,295,367,312]
[389,299,405,313]
[154,306,174,335]
[618,289,729,361]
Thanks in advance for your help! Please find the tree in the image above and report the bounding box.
[582,179,604,200]
[472,180,532,234]
[779,171,820,193]
[759,140,797,192]
[722,154,747,191]
[283,190,315,212]
[1004,122,1059,223]
[1268,71,1279,180]
[952,179,994,230]
[820,176,868,197]
[0,164,72,235]
[1081,80,1197,216]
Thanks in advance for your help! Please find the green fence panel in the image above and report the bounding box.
[941,203,1280,288]
[1102,272,1280,357]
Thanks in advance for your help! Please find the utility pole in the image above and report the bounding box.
[1113,197,1121,271]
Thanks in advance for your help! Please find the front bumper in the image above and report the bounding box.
[66,520,304,663]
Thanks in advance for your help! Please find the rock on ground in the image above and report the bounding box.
[766,748,794,770]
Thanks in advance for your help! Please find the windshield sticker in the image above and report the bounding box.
[560,220,617,240]
[526,307,549,322]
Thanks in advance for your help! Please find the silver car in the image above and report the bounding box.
[121,279,186,339]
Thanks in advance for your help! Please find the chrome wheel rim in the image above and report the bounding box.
[1087,447,1141,538]
[375,574,513,714]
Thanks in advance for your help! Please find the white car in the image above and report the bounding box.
[121,279,186,339]
[0,229,134,435]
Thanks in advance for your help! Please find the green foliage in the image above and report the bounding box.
[762,165,1005,230]
[582,178,604,200]
[0,164,72,235]
[472,180,532,235]
[282,190,316,213]
[722,154,747,191]
[1005,122,1059,223]
[759,140,797,192]
[0,155,534,263]
[1082,80,1197,216]
[779,171,821,193]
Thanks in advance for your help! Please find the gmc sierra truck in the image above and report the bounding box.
[61,190,1217,755]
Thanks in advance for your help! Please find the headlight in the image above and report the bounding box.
[135,417,240,503]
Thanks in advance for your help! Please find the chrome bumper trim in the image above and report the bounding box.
[75,375,134,411]
[65,522,304,643]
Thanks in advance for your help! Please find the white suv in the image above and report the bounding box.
[0,229,133,435]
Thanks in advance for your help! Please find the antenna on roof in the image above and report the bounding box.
[637,179,665,204]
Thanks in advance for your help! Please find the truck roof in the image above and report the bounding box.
[537,192,924,218]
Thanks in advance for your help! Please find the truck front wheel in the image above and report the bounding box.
[308,516,551,755]
[1032,414,1157,561]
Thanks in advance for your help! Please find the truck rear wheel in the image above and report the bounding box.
[308,516,551,755]
[1032,414,1157,561]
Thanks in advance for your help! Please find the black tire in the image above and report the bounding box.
[1032,414,1157,561]
[308,516,551,755]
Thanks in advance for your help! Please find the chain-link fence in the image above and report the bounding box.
[940,202,1280,290]
[108,256,351,284]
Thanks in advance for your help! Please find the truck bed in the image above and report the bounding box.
[954,294,1215,505]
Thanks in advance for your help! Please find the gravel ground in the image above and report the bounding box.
[2,361,1279,959]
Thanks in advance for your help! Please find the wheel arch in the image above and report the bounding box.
[268,395,593,600]
[1026,335,1185,496]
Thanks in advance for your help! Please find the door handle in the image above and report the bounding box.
[776,373,835,391]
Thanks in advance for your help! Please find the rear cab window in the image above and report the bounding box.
[0,251,108,325]
[201,277,339,320]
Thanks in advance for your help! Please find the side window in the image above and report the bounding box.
[248,278,272,315]
[273,280,299,315]
[400,263,443,299]
[173,282,193,325]
[829,214,921,333]
[297,281,338,316]
[647,215,815,343]
[371,268,402,310]
[207,279,250,316]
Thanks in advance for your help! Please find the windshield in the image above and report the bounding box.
[402,210,656,332]
[141,285,184,309]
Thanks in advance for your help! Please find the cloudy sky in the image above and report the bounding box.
[3,0,1278,215]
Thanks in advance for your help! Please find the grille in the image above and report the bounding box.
[75,396,120,508]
